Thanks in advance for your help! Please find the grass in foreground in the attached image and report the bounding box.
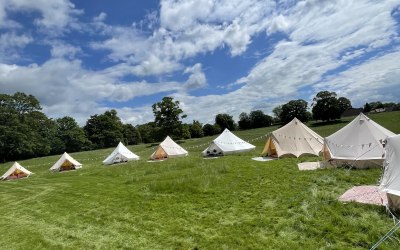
[0,111,399,249]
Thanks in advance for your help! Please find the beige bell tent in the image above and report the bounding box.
[261,118,324,158]
[1,162,32,180]
[150,136,188,160]
[103,142,139,165]
[50,152,82,171]
[380,135,400,209]
[323,113,395,168]
[203,128,255,156]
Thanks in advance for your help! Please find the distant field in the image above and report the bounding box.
[0,111,399,249]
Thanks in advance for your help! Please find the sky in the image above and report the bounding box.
[0,0,400,125]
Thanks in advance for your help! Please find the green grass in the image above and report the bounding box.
[1,111,400,249]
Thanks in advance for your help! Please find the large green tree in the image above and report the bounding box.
[238,112,252,130]
[312,91,351,121]
[84,109,124,148]
[280,99,309,123]
[215,113,235,131]
[0,92,54,161]
[55,116,92,153]
[123,124,142,145]
[250,110,273,128]
[152,97,186,140]
[189,120,204,138]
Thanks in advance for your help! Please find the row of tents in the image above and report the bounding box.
[1,114,399,207]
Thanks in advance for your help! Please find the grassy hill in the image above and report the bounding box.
[1,112,400,249]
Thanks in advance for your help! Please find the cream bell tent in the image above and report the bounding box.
[202,128,255,156]
[50,152,82,171]
[323,113,395,168]
[1,162,32,180]
[261,118,323,158]
[380,135,400,209]
[150,136,188,160]
[103,142,139,165]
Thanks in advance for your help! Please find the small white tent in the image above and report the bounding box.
[50,152,82,172]
[261,118,324,158]
[380,135,400,209]
[323,113,395,168]
[150,136,188,160]
[203,128,255,156]
[1,162,32,180]
[103,142,139,165]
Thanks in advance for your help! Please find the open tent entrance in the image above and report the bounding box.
[6,169,29,180]
[204,143,223,157]
[152,146,168,160]
[60,160,77,172]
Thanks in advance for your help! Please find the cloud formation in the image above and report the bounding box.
[0,0,399,126]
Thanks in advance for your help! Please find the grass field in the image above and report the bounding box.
[1,112,400,249]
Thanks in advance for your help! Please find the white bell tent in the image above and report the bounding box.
[50,152,82,172]
[323,113,395,168]
[150,136,188,160]
[1,162,33,180]
[202,128,255,156]
[103,142,139,165]
[380,135,400,209]
[261,117,324,158]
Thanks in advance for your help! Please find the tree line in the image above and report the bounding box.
[1,91,398,162]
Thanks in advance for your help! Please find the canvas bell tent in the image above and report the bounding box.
[50,152,82,172]
[1,162,32,180]
[380,135,400,210]
[202,128,256,156]
[150,136,188,160]
[261,118,324,158]
[323,113,395,168]
[103,142,139,165]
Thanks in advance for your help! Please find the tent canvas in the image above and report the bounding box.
[323,113,395,168]
[150,136,188,160]
[50,152,82,172]
[380,135,400,209]
[261,118,324,158]
[1,162,33,180]
[103,142,139,165]
[202,129,255,156]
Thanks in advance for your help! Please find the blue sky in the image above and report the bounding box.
[0,0,399,125]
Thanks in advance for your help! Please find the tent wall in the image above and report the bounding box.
[387,193,400,211]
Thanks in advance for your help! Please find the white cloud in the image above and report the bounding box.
[0,32,33,61]
[0,0,400,126]
[183,63,207,90]
[1,0,82,33]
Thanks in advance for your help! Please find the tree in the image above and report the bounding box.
[238,112,252,130]
[152,97,186,139]
[249,110,272,128]
[55,116,92,153]
[369,101,384,110]
[215,113,235,131]
[189,120,204,138]
[312,91,342,121]
[338,97,352,113]
[123,124,142,145]
[363,102,372,113]
[84,109,124,148]
[280,99,309,123]
[137,122,158,143]
[203,123,221,136]
[0,93,54,161]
